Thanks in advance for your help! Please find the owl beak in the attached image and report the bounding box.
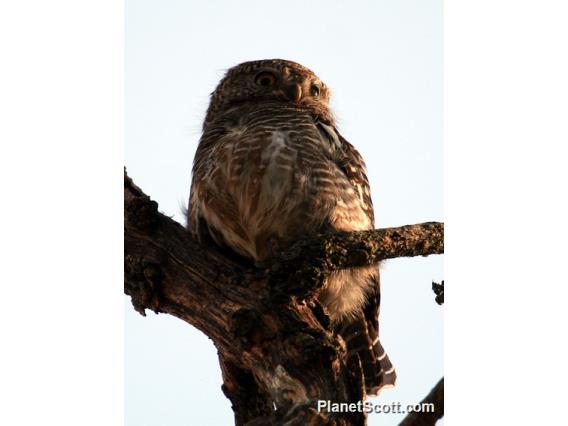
[287,84,302,103]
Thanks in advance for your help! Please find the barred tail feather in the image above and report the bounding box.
[369,338,396,394]
[339,318,396,396]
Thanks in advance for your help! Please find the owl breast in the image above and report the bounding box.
[190,102,376,322]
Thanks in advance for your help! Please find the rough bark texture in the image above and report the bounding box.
[124,171,444,426]
[267,223,444,302]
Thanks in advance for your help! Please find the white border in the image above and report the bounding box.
[446,0,568,424]
[2,1,568,424]
[0,1,124,425]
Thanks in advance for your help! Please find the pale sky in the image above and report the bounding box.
[125,1,443,425]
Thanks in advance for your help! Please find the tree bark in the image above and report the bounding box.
[124,171,444,425]
[398,378,444,426]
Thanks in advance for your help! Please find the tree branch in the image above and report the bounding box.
[268,223,443,301]
[432,281,444,305]
[124,170,444,425]
[276,223,443,272]
[398,378,444,426]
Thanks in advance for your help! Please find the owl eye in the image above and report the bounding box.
[310,85,320,97]
[255,72,277,87]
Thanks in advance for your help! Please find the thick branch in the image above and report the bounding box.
[124,170,443,425]
[125,171,365,425]
[398,378,444,426]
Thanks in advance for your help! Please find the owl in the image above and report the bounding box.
[188,59,396,395]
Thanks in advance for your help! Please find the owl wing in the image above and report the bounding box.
[321,124,397,395]
[187,121,257,259]
[327,127,375,224]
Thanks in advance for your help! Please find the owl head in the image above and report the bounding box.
[204,59,333,126]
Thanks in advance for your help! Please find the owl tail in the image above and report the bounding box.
[338,318,397,396]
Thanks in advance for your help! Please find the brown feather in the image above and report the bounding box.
[188,59,395,395]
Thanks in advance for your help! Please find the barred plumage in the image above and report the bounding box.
[188,59,396,395]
